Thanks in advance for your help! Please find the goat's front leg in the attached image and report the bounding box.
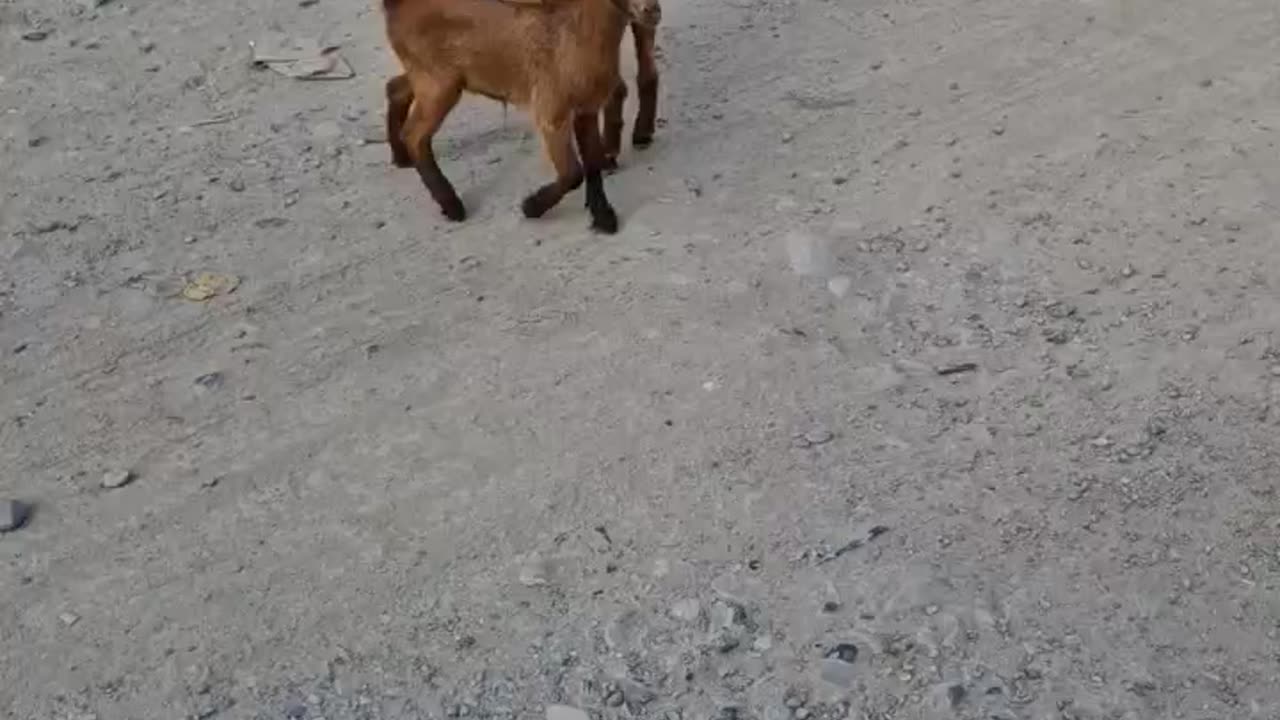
[573,112,619,234]
[521,118,583,221]
[385,74,415,168]
[403,78,466,221]
[631,22,659,149]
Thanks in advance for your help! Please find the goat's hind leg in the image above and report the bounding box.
[386,74,414,168]
[601,81,627,172]
[521,118,582,220]
[403,76,466,221]
[631,22,659,149]
[573,112,619,234]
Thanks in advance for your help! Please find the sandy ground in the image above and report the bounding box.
[4,0,1280,718]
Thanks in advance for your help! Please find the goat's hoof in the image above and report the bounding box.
[440,199,467,222]
[602,155,620,173]
[391,153,414,169]
[590,206,619,235]
[521,189,556,219]
[632,133,653,149]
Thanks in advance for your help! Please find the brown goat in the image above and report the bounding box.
[383,0,661,234]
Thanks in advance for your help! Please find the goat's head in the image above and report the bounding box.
[624,0,661,28]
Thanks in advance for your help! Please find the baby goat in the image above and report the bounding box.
[383,0,661,234]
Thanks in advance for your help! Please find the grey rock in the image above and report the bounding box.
[785,230,833,277]
[710,599,748,630]
[542,702,586,720]
[827,275,852,297]
[194,372,225,390]
[518,555,550,586]
[819,658,857,688]
[101,470,135,489]
[0,500,31,532]
[669,598,702,623]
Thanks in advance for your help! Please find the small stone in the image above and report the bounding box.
[0,500,32,532]
[822,600,842,613]
[59,612,80,627]
[547,702,591,717]
[1269,365,1280,377]
[194,372,225,390]
[284,702,307,719]
[604,691,625,708]
[803,428,834,446]
[935,362,977,376]
[819,658,858,688]
[1121,263,1136,278]
[22,30,50,42]
[228,178,246,192]
[101,470,135,490]
[1043,327,1070,344]
[669,598,702,623]
[825,643,859,663]
[827,275,852,298]
[785,230,833,277]
[794,709,810,720]
[518,555,551,586]
[254,217,289,229]
[1224,222,1242,232]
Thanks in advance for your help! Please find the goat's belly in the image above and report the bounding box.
[461,56,532,107]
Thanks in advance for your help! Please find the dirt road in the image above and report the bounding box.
[3,0,1280,717]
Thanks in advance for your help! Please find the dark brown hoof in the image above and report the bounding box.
[632,133,653,149]
[440,198,467,222]
[590,205,619,235]
[521,189,555,219]
[392,152,413,169]
[602,155,620,173]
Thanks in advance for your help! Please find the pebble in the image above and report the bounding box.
[194,372,225,390]
[0,499,31,532]
[101,470,135,490]
[284,702,307,719]
[935,362,977,376]
[518,555,551,586]
[710,599,748,630]
[819,657,858,688]
[1268,365,1280,377]
[59,612,81,627]
[803,428,834,446]
[826,643,859,663]
[669,598,702,623]
[827,275,852,297]
[546,705,590,720]
[784,230,833,277]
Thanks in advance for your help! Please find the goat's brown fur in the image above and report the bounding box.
[383,0,660,233]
